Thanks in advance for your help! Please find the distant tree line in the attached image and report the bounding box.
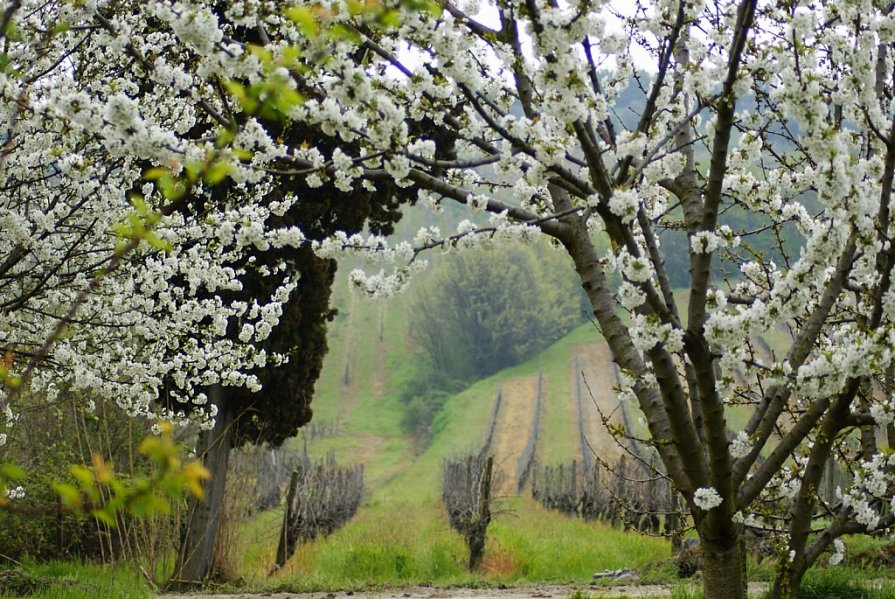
[398,242,584,447]
[409,242,584,380]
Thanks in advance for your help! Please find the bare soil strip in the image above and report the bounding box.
[336,294,360,428]
[574,343,625,466]
[490,376,539,496]
[371,305,388,397]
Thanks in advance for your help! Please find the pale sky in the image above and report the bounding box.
[389,0,658,80]
[468,0,658,72]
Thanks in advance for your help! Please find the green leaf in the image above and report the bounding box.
[224,80,246,103]
[145,493,172,515]
[203,161,232,185]
[143,167,169,180]
[141,231,173,252]
[158,174,186,201]
[285,6,319,37]
[328,24,362,43]
[185,159,204,184]
[246,44,273,64]
[0,463,25,482]
[281,46,302,66]
[93,508,117,527]
[70,465,94,489]
[378,9,401,27]
[215,127,236,149]
[111,222,133,239]
[273,87,305,114]
[231,147,253,161]
[402,0,442,15]
[52,482,83,510]
[4,23,22,42]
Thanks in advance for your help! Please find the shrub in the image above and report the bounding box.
[409,241,583,381]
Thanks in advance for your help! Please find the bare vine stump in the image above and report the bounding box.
[443,454,495,571]
[273,470,300,571]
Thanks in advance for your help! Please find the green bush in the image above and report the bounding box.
[0,393,191,566]
[0,560,152,599]
[409,241,584,381]
[0,401,105,560]
[397,360,465,450]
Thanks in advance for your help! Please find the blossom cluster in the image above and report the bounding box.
[693,487,723,511]
[0,0,313,430]
[4,485,25,500]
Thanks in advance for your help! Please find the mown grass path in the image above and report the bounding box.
[490,376,540,496]
[574,343,626,466]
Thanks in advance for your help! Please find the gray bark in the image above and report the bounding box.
[701,536,748,599]
[170,386,234,588]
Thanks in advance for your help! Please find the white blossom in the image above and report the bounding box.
[694,487,724,511]
[608,189,640,224]
[829,539,845,565]
[4,486,25,500]
[730,431,753,459]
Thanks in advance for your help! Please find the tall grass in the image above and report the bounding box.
[0,561,152,599]
[789,568,895,599]
[259,497,668,590]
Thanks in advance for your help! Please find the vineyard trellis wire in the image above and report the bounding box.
[478,391,502,461]
[534,353,682,536]
[532,454,680,534]
[515,368,543,492]
[539,348,853,556]
[273,448,363,570]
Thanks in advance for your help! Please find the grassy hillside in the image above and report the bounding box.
[230,270,671,589]
[244,269,809,592]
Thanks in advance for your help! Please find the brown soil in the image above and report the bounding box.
[371,306,388,397]
[336,295,360,428]
[489,376,540,496]
[371,336,387,397]
[573,342,625,466]
[852,541,895,568]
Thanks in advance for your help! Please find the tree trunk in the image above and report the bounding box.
[701,537,747,599]
[768,562,804,599]
[170,386,234,589]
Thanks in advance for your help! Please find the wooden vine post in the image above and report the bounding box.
[274,469,300,571]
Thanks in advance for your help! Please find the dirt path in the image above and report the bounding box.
[490,376,539,496]
[574,343,625,466]
[157,582,771,599]
[371,304,388,397]
[336,294,360,428]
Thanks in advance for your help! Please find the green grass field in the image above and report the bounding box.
[226,278,890,592]
[220,276,674,589]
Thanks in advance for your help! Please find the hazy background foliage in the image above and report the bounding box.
[409,241,585,381]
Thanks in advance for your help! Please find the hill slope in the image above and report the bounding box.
[231,271,670,587]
